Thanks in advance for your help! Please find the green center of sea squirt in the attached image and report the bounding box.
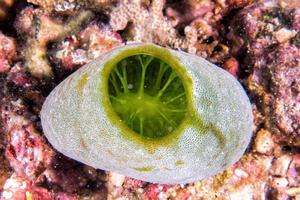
[101,45,226,150]
[108,54,187,139]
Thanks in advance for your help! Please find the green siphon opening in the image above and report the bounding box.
[100,45,226,152]
[108,54,187,139]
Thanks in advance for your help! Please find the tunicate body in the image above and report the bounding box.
[41,43,253,184]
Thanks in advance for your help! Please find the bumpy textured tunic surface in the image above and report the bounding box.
[41,43,253,184]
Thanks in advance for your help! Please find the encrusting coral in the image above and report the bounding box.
[108,0,254,64]
[109,0,198,53]
[26,0,253,65]
[50,23,123,72]
[228,1,300,145]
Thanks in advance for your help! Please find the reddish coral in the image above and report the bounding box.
[52,23,123,72]
[287,154,300,186]
[224,154,272,189]
[144,184,172,200]
[0,58,10,73]
[1,174,79,200]
[229,1,300,145]
[0,33,16,61]
[292,9,300,31]
[1,90,107,197]
[1,174,52,200]
[5,119,54,180]
[0,32,16,73]
[54,36,81,71]
[14,7,35,37]
[165,0,215,28]
[7,64,35,87]
[122,177,147,191]
[223,57,239,78]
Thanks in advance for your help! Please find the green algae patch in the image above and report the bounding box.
[100,44,227,152]
[76,73,90,96]
[131,166,155,172]
[175,160,185,166]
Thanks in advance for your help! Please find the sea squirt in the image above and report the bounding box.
[41,43,253,184]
